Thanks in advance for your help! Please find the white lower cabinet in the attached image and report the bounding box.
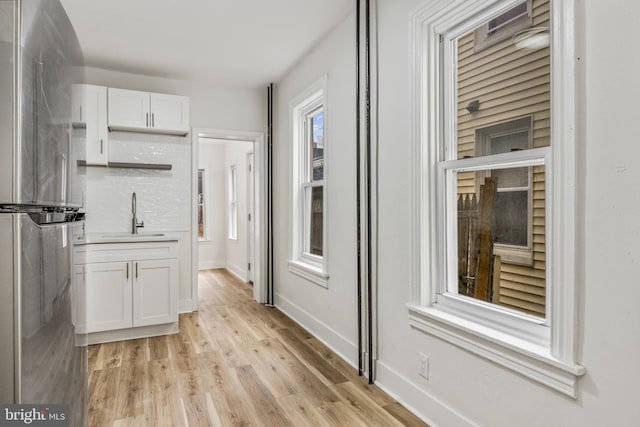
[74,240,178,343]
[133,259,176,327]
[86,261,132,333]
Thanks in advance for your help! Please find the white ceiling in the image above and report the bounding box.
[60,0,354,89]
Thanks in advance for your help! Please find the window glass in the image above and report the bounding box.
[311,110,324,181]
[451,1,550,318]
[488,2,528,35]
[197,168,205,239]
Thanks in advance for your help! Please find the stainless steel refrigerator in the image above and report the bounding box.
[0,1,87,425]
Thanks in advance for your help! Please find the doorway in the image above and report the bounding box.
[191,128,266,307]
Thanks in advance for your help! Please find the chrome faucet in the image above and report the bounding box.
[131,192,144,234]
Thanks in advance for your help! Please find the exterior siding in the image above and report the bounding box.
[456,0,550,316]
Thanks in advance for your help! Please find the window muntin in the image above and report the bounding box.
[228,165,238,240]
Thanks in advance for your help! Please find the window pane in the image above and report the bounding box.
[198,205,204,238]
[456,5,550,160]
[308,186,323,256]
[455,165,545,317]
[198,169,205,239]
[311,111,324,181]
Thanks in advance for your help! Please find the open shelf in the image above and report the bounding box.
[77,160,172,170]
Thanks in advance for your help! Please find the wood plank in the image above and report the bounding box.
[384,402,431,427]
[86,268,429,427]
[235,364,294,427]
[331,382,405,427]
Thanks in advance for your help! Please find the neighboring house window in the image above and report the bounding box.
[476,117,534,266]
[288,76,329,287]
[197,168,207,240]
[228,165,238,240]
[474,0,533,51]
[409,0,584,397]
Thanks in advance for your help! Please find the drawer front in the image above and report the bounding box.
[76,241,178,263]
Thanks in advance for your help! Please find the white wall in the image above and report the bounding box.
[198,139,227,270]
[273,12,359,362]
[269,1,640,426]
[371,0,640,426]
[224,140,253,280]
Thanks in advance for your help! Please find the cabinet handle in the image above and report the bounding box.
[152,113,155,128]
[100,139,103,154]
[126,263,129,279]
[146,113,149,127]
[135,262,138,278]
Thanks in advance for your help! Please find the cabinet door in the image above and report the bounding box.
[72,264,87,334]
[71,84,84,125]
[85,261,133,333]
[85,85,109,165]
[149,93,190,134]
[108,88,150,131]
[132,259,178,327]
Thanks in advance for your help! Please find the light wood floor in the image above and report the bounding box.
[88,269,428,427]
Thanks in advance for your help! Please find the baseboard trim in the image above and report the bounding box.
[87,322,179,345]
[375,360,476,427]
[226,262,247,282]
[275,293,358,369]
[198,260,226,271]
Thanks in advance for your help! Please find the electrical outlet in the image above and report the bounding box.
[419,353,429,379]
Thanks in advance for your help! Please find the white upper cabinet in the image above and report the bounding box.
[108,88,190,135]
[72,84,108,165]
[107,88,150,130]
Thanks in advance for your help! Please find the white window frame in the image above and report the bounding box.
[288,76,329,287]
[197,166,210,241]
[228,165,238,240]
[408,0,585,397]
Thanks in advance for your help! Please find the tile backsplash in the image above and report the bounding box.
[85,132,191,233]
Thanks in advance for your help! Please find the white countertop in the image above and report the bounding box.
[75,232,179,245]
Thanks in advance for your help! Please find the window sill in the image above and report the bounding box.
[288,259,329,288]
[228,237,238,241]
[407,304,586,398]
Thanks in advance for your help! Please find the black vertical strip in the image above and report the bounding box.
[268,83,275,307]
[355,0,363,377]
[365,0,373,386]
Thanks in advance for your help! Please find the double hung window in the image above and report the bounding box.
[409,0,584,396]
[289,77,329,286]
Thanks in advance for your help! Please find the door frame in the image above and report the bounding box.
[191,128,266,306]
[246,151,255,284]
